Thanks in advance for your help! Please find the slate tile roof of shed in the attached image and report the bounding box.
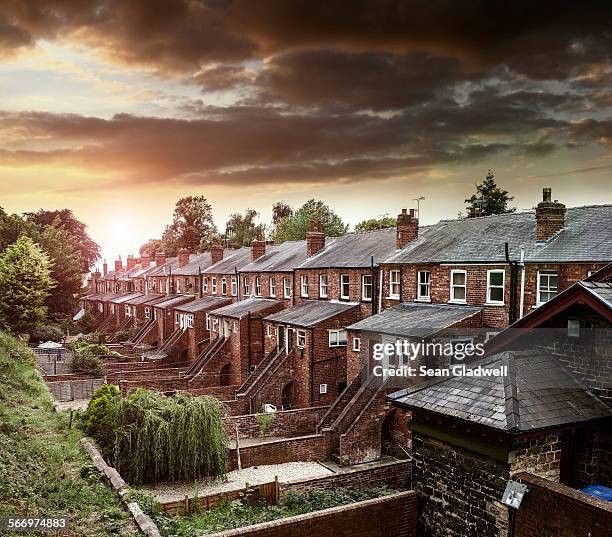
[203,247,252,275]
[347,303,482,338]
[174,296,232,312]
[153,294,195,309]
[210,298,280,319]
[384,205,612,264]
[390,349,612,433]
[264,300,359,327]
[240,241,309,272]
[125,293,166,306]
[581,281,612,308]
[297,228,395,268]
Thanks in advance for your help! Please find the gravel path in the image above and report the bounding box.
[142,461,334,503]
[54,399,90,411]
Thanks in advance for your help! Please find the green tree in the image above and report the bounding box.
[354,216,397,233]
[0,236,54,334]
[272,201,293,226]
[273,199,347,243]
[225,209,266,247]
[0,208,40,253]
[24,209,100,271]
[161,196,218,254]
[41,218,85,319]
[465,171,516,217]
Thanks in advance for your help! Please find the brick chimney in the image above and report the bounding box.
[127,255,138,270]
[178,248,190,267]
[536,187,566,241]
[155,252,166,267]
[396,208,418,249]
[211,241,224,265]
[114,256,123,272]
[307,221,325,257]
[102,260,108,276]
[140,255,151,268]
[251,238,266,261]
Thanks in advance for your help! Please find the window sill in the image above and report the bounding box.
[387,296,400,301]
[485,302,505,307]
[448,299,467,305]
[415,297,431,303]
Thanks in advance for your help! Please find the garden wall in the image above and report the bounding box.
[46,377,104,401]
[514,472,612,537]
[204,491,417,537]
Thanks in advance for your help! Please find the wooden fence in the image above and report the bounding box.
[159,477,280,516]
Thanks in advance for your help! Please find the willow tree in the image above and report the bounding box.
[0,235,54,334]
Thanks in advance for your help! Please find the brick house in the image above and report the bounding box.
[389,265,612,537]
[146,252,198,295]
[201,246,252,300]
[238,240,309,306]
[380,191,611,329]
[236,300,361,413]
[150,294,195,350]
[206,298,284,388]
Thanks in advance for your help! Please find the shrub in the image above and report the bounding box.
[255,412,276,437]
[84,384,120,455]
[71,351,105,376]
[77,310,95,334]
[31,324,64,344]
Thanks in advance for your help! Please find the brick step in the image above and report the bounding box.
[188,337,229,383]
[237,348,283,396]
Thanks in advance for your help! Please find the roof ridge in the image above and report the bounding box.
[502,352,520,431]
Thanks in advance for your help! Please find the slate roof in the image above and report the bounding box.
[347,303,482,338]
[153,294,195,309]
[581,281,612,308]
[147,256,193,277]
[264,300,359,327]
[297,228,396,269]
[240,241,309,273]
[384,205,612,264]
[174,296,232,312]
[390,349,612,433]
[173,253,211,276]
[211,298,280,319]
[203,247,252,275]
[99,292,123,301]
[125,293,166,306]
[109,292,143,304]
[128,263,158,279]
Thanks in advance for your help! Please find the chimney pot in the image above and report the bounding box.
[309,220,315,232]
[542,187,552,203]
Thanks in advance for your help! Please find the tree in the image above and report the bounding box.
[272,201,293,226]
[225,209,266,247]
[139,239,163,257]
[161,196,218,255]
[465,171,516,217]
[273,199,348,244]
[354,216,397,233]
[25,209,100,271]
[41,218,85,320]
[0,207,40,253]
[0,236,54,334]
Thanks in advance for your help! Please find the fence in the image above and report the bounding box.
[159,478,280,516]
[37,355,73,375]
[46,377,104,401]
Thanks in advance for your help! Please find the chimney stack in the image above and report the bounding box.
[127,255,138,270]
[103,260,108,276]
[396,208,418,249]
[114,256,123,273]
[211,241,224,265]
[140,255,151,268]
[251,238,266,261]
[155,252,166,267]
[178,248,190,267]
[307,220,326,257]
[536,187,566,241]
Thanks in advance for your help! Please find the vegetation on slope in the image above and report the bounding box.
[0,331,136,536]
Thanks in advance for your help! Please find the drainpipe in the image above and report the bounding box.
[378,266,384,314]
[310,327,315,406]
[234,267,240,302]
[371,256,376,317]
[505,243,518,325]
[247,311,252,373]
[519,248,526,319]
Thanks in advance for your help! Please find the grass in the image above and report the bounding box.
[0,331,137,537]
[134,485,398,537]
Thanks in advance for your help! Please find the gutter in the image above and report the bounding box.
[519,248,526,319]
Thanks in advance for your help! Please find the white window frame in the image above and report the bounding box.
[186,314,194,328]
[537,270,558,306]
[221,277,227,296]
[125,304,131,316]
[361,274,372,302]
[389,270,400,299]
[486,269,505,305]
[206,313,211,330]
[243,276,251,296]
[567,319,580,337]
[231,277,237,297]
[300,275,309,297]
[417,270,431,301]
[255,276,262,296]
[329,329,348,347]
[267,324,273,338]
[211,277,217,294]
[297,329,306,349]
[269,277,276,297]
[319,383,328,395]
[485,331,500,342]
[352,337,361,352]
[144,306,151,319]
[174,312,180,324]
[202,277,209,293]
[340,274,350,300]
[319,274,328,298]
[176,279,181,293]
[283,277,292,298]
[450,270,467,304]
[211,317,219,332]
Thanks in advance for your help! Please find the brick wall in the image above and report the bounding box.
[510,433,562,482]
[203,491,417,537]
[514,472,612,537]
[239,271,294,307]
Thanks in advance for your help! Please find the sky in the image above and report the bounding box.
[1,1,611,265]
